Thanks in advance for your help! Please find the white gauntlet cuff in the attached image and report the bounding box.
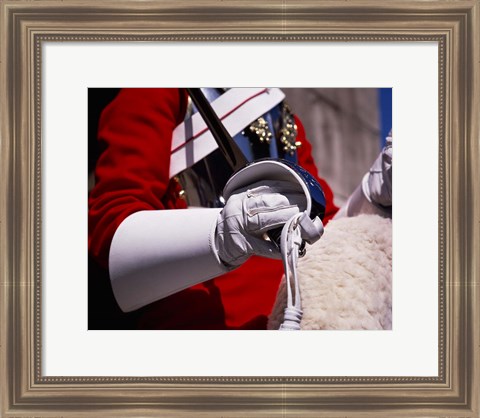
[109,208,229,312]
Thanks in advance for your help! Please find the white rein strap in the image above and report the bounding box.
[279,212,324,330]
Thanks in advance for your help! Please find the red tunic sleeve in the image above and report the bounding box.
[294,115,339,223]
[88,88,188,268]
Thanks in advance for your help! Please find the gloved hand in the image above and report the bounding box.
[215,180,307,266]
[362,132,392,208]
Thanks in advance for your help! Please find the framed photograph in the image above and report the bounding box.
[1,1,479,416]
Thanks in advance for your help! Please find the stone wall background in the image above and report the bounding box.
[284,88,382,207]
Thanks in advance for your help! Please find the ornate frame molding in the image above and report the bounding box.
[1,1,478,416]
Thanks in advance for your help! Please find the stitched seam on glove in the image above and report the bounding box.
[247,204,299,217]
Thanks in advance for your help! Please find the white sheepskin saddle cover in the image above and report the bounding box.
[268,214,392,330]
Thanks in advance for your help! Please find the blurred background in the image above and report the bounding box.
[283,88,391,207]
[88,88,392,207]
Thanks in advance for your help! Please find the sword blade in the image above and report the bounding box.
[186,88,248,172]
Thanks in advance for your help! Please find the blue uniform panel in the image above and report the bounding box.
[378,88,392,148]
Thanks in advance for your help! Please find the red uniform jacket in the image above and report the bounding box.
[88,88,338,330]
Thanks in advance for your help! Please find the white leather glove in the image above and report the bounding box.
[335,132,392,219]
[362,132,392,208]
[215,180,307,266]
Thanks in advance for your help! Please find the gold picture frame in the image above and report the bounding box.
[1,0,479,416]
